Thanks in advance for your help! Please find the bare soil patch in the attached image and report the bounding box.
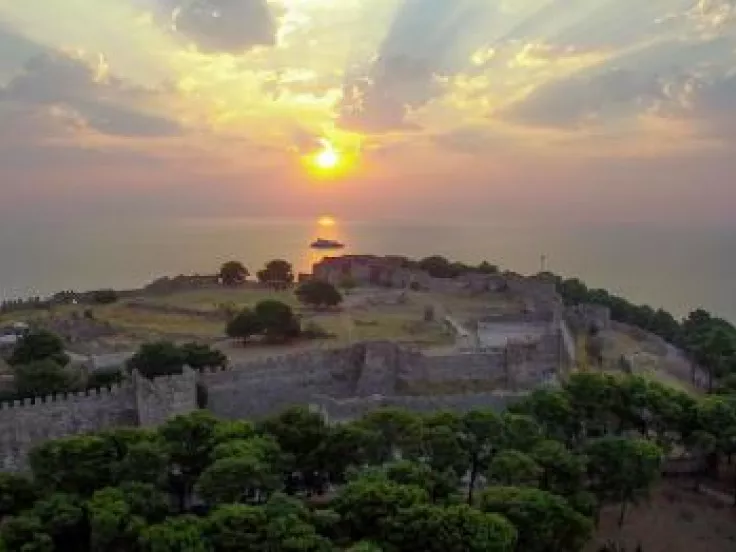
[587,480,736,552]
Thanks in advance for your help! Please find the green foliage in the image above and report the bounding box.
[479,486,593,552]
[0,473,37,517]
[225,308,263,343]
[180,342,227,370]
[204,500,332,552]
[332,478,429,542]
[380,503,517,552]
[585,437,663,526]
[254,300,301,342]
[197,454,282,506]
[0,514,54,552]
[9,330,69,367]
[128,341,186,379]
[296,280,343,308]
[86,369,124,390]
[12,363,733,552]
[219,261,248,286]
[30,435,118,496]
[139,516,209,552]
[256,259,295,286]
[14,359,73,398]
[487,450,542,487]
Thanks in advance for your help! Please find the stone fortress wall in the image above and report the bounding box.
[0,336,562,471]
[0,265,607,472]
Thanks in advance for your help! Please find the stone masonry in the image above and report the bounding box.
[0,335,565,472]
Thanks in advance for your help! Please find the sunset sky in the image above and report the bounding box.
[1,0,735,224]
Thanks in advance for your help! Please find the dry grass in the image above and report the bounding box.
[145,287,300,312]
[587,480,736,552]
[95,305,224,339]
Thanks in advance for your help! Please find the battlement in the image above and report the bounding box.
[0,383,130,410]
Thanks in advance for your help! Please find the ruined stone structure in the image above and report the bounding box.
[0,338,564,472]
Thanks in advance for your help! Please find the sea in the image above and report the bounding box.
[0,216,734,324]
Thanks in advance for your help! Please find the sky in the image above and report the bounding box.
[0,0,735,225]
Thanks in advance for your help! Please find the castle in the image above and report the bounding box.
[0,259,606,473]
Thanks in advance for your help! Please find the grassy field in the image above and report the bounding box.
[1,285,519,353]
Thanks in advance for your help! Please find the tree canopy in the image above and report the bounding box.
[219,261,249,286]
[296,280,343,309]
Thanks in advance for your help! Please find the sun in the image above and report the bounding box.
[311,139,341,171]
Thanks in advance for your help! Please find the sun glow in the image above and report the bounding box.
[317,215,336,227]
[313,139,340,170]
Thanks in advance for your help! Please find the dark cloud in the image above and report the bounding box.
[171,0,277,53]
[0,23,47,78]
[0,52,181,137]
[338,0,493,133]
[503,68,666,128]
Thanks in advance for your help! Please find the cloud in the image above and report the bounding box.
[502,67,666,128]
[0,51,181,137]
[337,0,495,133]
[171,0,277,53]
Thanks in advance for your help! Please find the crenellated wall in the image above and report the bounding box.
[0,384,137,471]
[0,336,564,472]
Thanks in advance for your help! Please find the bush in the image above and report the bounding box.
[91,289,118,305]
[128,341,186,379]
[9,330,69,367]
[86,369,124,389]
[14,359,73,398]
[296,281,343,309]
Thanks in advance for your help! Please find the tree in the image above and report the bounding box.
[256,259,294,287]
[318,423,382,485]
[31,493,87,552]
[180,342,227,370]
[14,359,72,398]
[219,261,249,286]
[29,435,118,496]
[8,330,69,367]
[380,503,517,552]
[116,440,169,486]
[419,424,469,476]
[530,440,587,498]
[585,437,663,527]
[479,486,592,552]
[296,280,343,309]
[158,411,220,510]
[357,408,423,464]
[204,501,332,552]
[128,341,186,379]
[382,460,459,504]
[254,300,300,342]
[197,454,282,506]
[88,484,168,552]
[487,450,542,487]
[0,515,54,552]
[140,516,209,552]
[460,409,506,504]
[259,407,330,494]
[225,308,263,344]
[0,473,37,518]
[332,478,429,542]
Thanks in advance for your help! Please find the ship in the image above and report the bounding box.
[310,238,345,250]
